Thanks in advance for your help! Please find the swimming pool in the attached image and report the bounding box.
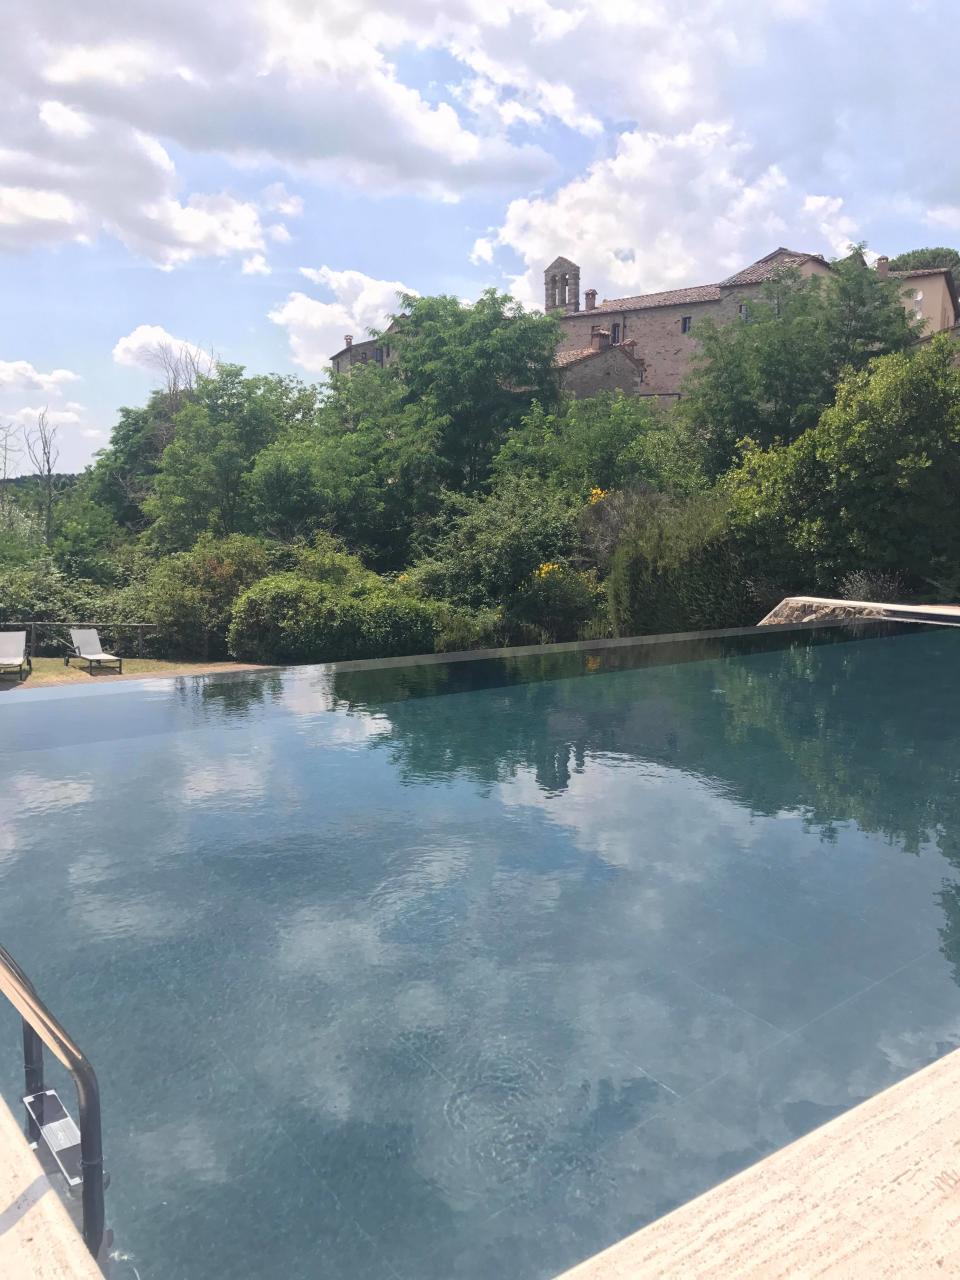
[2,622,959,1278]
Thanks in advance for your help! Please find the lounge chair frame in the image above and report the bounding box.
[66,629,123,675]
[0,631,31,682]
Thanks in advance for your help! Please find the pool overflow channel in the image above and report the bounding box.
[0,944,108,1268]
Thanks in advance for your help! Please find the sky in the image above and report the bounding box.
[2,0,958,473]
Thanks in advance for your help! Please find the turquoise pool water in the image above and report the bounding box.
[2,623,959,1278]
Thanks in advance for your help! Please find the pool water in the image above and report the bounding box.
[2,623,960,1279]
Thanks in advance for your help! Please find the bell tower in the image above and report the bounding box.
[544,256,581,313]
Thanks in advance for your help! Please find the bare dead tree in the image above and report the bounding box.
[0,422,21,524]
[146,340,218,414]
[24,409,60,547]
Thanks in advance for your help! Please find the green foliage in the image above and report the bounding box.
[607,494,754,635]
[409,478,581,610]
[886,246,960,291]
[247,365,443,566]
[727,334,960,589]
[145,366,320,548]
[51,489,126,583]
[227,574,437,664]
[494,392,703,496]
[390,290,561,490]
[683,256,922,477]
[505,564,601,642]
[0,560,108,653]
[0,503,42,568]
[140,534,275,656]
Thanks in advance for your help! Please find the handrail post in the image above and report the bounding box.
[75,1060,105,1259]
[22,1020,44,1141]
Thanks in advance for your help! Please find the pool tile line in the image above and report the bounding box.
[677,942,945,1118]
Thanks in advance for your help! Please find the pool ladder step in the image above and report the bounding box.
[0,944,108,1265]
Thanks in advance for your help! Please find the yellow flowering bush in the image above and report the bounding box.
[588,487,608,505]
[535,561,560,578]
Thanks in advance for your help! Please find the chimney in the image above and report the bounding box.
[876,256,889,279]
[584,288,597,311]
[590,326,611,352]
[344,335,353,347]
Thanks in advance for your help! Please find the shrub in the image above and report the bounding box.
[836,568,906,604]
[607,494,754,636]
[227,574,438,663]
[141,533,274,656]
[505,563,602,642]
[409,478,580,610]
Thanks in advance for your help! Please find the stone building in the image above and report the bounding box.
[548,247,960,399]
[329,319,401,375]
[556,327,647,397]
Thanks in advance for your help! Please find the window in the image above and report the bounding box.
[681,315,692,334]
[611,322,621,344]
[738,303,749,322]
[375,347,384,366]
[360,351,368,363]
[384,343,391,359]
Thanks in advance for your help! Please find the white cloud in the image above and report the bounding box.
[470,236,494,265]
[38,100,94,139]
[241,253,271,275]
[262,182,303,216]
[266,223,292,243]
[269,265,417,371]
[9,405,82,427]
[0,359,79,394]
[484,123,861,306]
[112,323,207,373]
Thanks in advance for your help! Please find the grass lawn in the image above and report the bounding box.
[1,656,271,690]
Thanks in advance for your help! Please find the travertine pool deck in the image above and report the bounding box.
[0,1096,102,1280]
[556,1046,960,1279]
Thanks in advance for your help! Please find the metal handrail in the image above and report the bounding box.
[0,945,105,1260]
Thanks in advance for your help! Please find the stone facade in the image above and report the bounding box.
[557,333,648,397]
[547,247,959,398]
[329,333,397,375]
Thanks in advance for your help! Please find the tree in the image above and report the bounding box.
[0,423,21,524]
[682,255,922,478]
[886,246,960,292]
[24,410,60,547]
[727,334,960,590]
[247,363,444,566]
[494,392,700,496]
[145,366,320,548]
[143,339,218,413]
[389,290,561,490]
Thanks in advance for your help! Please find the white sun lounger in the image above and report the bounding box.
[67,628,123,675]
[0,631,31,681]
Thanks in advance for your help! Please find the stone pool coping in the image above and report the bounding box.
[555,1045,960,1279]
[759,596,960,628]
[0,1095,103,1280]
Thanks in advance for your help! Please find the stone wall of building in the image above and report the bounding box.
[558,299,717,395]
[561,347,647,397]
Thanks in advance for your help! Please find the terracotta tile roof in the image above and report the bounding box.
[555,346,602,367]
[585,283,722,314]
[719,247,829,286]
[890,267,952,279]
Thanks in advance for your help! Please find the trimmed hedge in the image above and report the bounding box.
[227,574,438,663]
